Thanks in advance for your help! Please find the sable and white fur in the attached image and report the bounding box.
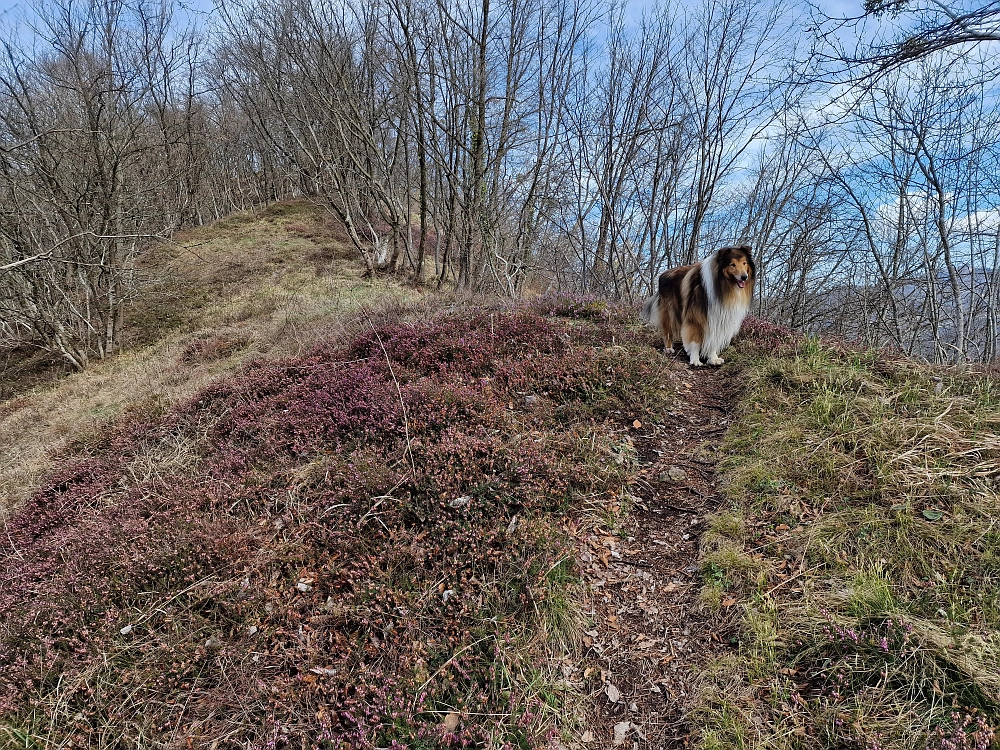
[640,245,755,366]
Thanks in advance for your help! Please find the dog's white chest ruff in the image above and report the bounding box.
[704,298,749,355]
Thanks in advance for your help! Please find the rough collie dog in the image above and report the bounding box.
[640,245,755,366]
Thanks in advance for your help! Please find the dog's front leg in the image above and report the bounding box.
[686,341,703,367]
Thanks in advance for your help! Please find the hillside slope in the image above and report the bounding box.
[2,206,998,749]
[0,201,420,517]
[0,296,693,748]
[696,325,1000,749]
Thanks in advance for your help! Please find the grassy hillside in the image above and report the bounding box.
[3,204,999,748]
[697,322,1000,749]
[0,201,420,517]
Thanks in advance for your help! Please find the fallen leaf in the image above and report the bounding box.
[442,713,460,732]
[581,731,594,743]
[722,597,737,607]
[775,523,790,532]
[632,420,642,429]
[922,508,944,521]
[605,683,621,703]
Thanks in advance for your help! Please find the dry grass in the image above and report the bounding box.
[694,334,1000,749]
[0,200,423,517]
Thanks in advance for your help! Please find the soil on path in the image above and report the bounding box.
[574,360,740,749]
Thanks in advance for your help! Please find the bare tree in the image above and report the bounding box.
[0,0,205,369]
[812,0,1000,79]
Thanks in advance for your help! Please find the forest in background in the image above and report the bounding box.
[1,0,999,367]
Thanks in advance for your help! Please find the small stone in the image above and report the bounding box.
[296,582,313,592]
[449,496,470,509]
[205,636,221,650]
[119,624,133,635]
[248,625,258,635]
[664,466,687,482]
[606,683,621,703]
[442,712,460,732]
[581,730,594,743]
[524,395,539,405]
[613,721,630,744]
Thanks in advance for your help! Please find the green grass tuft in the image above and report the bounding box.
[695,333,1000,748]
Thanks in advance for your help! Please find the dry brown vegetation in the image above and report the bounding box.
[0,293,679,748]
[5,201,1000,749]
[0,200,422,517]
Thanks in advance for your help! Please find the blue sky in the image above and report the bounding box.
[0,0,867,30]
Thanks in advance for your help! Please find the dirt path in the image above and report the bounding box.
[575,362,739,749]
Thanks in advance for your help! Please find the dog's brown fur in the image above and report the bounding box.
[642,245,755,366]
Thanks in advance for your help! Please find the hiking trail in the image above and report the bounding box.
[574,363,739,748]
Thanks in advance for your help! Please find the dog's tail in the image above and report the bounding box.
[640,294,659,327]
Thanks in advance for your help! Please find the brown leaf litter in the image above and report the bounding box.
[569,361,740,749]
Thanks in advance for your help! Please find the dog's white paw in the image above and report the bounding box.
[665,347,675,355]
[707,356,725,366]
[689,358,703,367]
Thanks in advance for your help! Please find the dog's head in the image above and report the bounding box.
[717,245,755,291]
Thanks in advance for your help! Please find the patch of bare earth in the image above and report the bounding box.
[574,360,738,749]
